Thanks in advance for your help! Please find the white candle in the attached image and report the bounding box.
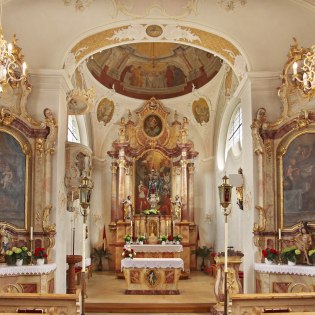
[292,61,298,75]
[278,228,281,240]
[131,220,133,237]
[30,226,33,241]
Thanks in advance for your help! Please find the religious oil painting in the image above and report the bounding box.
[282,133,315,227]
[97,98,114,126]
[0,132,26,228]
[143,114,163,137]
[135,150,171,215]
[192,98,210,125]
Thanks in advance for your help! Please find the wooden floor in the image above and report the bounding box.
[85,271,217,314]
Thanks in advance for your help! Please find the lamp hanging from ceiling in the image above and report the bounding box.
[0,0,27,92]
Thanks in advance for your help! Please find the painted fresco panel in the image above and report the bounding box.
[0,132,26,228]
[282,133,315,227]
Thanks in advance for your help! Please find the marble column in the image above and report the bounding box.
[111,162,118,222]
[118,152,126,220]
[180,154,188,221]
[187,162,195,222]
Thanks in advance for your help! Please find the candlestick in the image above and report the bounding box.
[30,226,33,241]
[278,228,281,240]
[131,220,133,237]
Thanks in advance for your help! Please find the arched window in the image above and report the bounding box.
[67,115,81,143]
[226,107,242,155]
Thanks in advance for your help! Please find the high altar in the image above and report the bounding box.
[107,98,198,277]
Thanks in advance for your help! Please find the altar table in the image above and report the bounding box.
[0,263,56,293]
[121,258,184,294]
[254,263,315,293]
[123,244,183,258]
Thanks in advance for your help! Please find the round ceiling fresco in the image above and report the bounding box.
[87,43,222,100]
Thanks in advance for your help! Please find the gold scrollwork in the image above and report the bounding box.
[42,205,56,233]
[0,107,15,125]
[253,206,266,233]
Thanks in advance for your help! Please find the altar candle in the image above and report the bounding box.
[278,228,281,240]
[30,226,33,241]
[131,220,133,237]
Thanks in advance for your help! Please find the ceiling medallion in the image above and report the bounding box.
[217,0,247,11]
[63,0,94,10]
[146,25,163,38]
[66,87,95,115]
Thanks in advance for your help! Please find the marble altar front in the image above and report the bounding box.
[254,263,315,293]
[121,258,184,294]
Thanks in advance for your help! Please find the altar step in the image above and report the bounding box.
[86,302,214,313]
[85,271,216,314]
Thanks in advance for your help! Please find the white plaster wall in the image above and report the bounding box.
[28,70,70,293]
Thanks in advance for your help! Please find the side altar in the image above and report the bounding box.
[107,98,198,278]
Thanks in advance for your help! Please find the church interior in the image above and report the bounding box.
[0,0,315,314]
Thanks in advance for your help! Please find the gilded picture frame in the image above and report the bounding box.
[0,128,31,230]
[277,128,315,229]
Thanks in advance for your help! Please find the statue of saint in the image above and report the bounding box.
[122,195,133,220]
[171,195,182,221]
[294,221,313,265]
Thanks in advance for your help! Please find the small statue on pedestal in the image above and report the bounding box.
[171,195,182,221]
[122,195,133,221]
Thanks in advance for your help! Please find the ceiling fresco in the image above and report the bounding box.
[87,43,222,100]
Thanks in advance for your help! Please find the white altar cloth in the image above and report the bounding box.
[0,263,57,276]
[121,258,184,271]
[124,244,183,253]
[254,263,315,276]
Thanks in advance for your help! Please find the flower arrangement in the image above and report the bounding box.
[262,248,278,262]
[5,246,31,265]
[124,234,132,243]
[143,209,160,215]
[122,247,136,259]
[281,246,301,263]
[159,235,168,242]
[33,247,48,260]
[137,235,146,242]
[308,249,315,264]
[174,234,183,242]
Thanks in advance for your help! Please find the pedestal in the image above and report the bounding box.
[213,254,243,314]
[66,255,82,294]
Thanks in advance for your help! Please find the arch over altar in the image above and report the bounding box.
[107,97,198,276]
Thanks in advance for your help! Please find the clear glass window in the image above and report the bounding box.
[227,107,242,152]
[67,115,81,143]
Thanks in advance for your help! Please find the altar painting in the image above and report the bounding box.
[135,151,171,215]
[0,132,26,228]
[282,133,315,227]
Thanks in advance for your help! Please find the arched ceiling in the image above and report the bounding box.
[86,43,222,100]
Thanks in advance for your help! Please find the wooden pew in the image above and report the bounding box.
[232,292,315,315]
[0,292,78,315]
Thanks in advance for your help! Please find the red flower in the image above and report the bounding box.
[262,248,278,261]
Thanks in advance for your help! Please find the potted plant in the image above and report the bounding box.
[33,247,48,265]
[262,248,278,264]
[137,235,146,245]
[122,247,136,259]
[173,234,183,244]
[159,235,167,244]
[192,246,213,271]
[91,247,111,271]
[281,246,301,265]
[124,234,132,244]
[5,246,31,266]
[143,209,160,215]
[308,248,315,265]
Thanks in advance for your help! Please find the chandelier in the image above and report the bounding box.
[218,0,247,11]
[0,1,27,92]
[292,44,315,94]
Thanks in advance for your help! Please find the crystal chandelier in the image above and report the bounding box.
[292,44,315,94]
[0,1,27,92]
[218,0,247,11]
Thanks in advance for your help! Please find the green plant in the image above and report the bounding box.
[124,234,131,242]
[91,247,111,271]
[159,235,167,242]
[282,246,301,263]
[5,246,31,265]
[143,209,160,215]
[174,234,183,242]
[308,248,315,264]
[33,247,48,260]
[262,248,278,262]
[137,235,146,242]
[192,246,213,270]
